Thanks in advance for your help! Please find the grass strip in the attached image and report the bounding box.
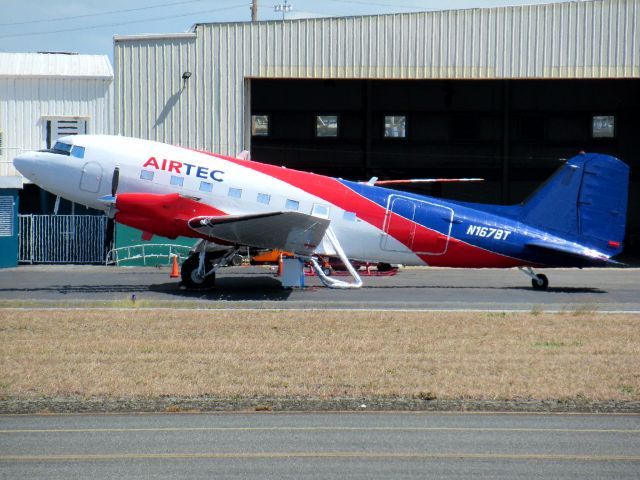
[1,310,639,401]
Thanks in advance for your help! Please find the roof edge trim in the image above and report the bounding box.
[114,32,196,42]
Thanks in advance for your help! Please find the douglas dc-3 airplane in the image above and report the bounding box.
[13,135,629,290]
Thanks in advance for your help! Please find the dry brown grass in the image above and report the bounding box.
[1,309,639,401]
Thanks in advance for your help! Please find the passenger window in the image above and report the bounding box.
[199,181,213,192]
[343,211,357,222]
[170,176,184,187]
[228,187,242,198]
[285,199,299,211]
[140,170,154,181]
[257,193,271,205]
[312,204,330,219]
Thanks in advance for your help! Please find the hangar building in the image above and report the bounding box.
[0,52,114,265]
[0,52,114,213]
[115,0,640,252]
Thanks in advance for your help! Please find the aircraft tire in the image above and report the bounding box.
[230,254,243,267]
[531,274,549,291]
[181,254,216,289]
[377,262,393,272]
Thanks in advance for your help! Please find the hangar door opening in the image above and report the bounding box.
[250,78,639,253]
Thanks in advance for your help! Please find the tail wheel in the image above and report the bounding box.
[531,274,549,291]
[181,254,216,289]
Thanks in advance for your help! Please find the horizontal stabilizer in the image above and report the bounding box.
[188,211,330,255]
[525,240,623,267]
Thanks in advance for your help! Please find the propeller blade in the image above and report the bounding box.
[104,165,120,254]
[111,166,120,197]
[104,218,115,252]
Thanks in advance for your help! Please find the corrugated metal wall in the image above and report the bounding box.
[0,77,113,176]
[114,35,196,146]
[114,0,639,155]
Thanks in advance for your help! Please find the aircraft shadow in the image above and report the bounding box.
[149,276,293,300]
[0,285,156,294]
[507,286,606,294]
[359,284,606,294]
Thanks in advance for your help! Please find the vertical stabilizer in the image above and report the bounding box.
[520,153,629,257]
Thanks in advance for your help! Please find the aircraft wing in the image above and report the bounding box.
[188,211,330,256]
[525,240,623,267]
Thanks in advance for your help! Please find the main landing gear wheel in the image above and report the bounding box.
[181,254,216,289]
[376,262,393,272]
[531,273,549,291]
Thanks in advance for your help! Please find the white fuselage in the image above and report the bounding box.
[13,135,424,265]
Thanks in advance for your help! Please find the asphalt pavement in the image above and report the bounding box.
[0,265,639,311]
[1,412,638,479]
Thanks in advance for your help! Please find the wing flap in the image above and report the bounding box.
[188,211,330,255]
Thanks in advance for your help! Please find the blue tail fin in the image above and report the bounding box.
[520,153,629,257]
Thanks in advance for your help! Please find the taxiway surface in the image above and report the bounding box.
[0,265,638,311]
[1,412,638,479]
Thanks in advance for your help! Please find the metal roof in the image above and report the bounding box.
[0,52,113,79]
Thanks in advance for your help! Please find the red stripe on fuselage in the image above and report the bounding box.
[188,149,524,267]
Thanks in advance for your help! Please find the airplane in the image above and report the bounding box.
[13,134,629,290]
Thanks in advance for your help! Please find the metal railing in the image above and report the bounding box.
[106,244,192,266]
[19,214,108,264]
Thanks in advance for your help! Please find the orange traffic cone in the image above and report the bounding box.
[276,253,283,276]
[170,255,180,278]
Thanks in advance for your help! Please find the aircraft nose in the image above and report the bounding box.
[12,153,38,180]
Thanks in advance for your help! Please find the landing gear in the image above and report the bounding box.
[230,254,244,267]
[376,262,393,272]
[519,267,549,291]
[531,273,549,291]
[180,244,240,290]
[181,253,216,289]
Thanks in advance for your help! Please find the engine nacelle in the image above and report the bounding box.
[115,192,224,239]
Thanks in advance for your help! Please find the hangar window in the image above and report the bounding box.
[228,187,242,198]
[199,181,213,193]
[316,115,338,137]
[592,115,615,138]
[140,170,154,181]
[170,175,184,187]
[384,116,407,138]
[257,193,271,205]
[285,199,299,211]
[252,115,270,136]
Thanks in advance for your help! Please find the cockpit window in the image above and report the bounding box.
[53,141,72,154]
[39,141,73,156]
[71,145,85,159]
